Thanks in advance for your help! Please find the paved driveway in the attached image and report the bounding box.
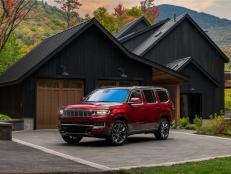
[13,130,231,170]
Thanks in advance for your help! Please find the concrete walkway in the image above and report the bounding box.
[0,140,100,174]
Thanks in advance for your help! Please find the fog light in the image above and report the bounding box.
[94,122,105,127]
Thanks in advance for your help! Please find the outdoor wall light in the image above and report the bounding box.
[57,65,69,76]
[117,67,127,78]
[190,87,196,91]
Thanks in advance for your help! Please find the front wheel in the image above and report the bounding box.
[154,118,170,140]
[62,135,83,144]
[107,120,128,146]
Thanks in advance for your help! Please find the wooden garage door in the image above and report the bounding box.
[36,79,84,129]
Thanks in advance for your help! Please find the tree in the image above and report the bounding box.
[93,7,117,33]
[0,0,35,51]
[0,33,22,74]
[114,4,132,28]
[141,0,159,24]
[55,0,82,28]
[84,13,91,21]
[127,7,143,18]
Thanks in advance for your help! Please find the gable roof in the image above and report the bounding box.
[167,57,219,86]
[115,16,150,39]
[118,18,170,43]
[0,18,187,87]
[132,14,229,62]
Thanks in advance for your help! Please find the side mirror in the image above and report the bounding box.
[129,98,142,104]
[80,97,86,102]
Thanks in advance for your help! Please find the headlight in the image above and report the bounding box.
[92,110,110,116]
[59,109,64,115]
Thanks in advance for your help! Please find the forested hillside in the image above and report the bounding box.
[15,1,66,54]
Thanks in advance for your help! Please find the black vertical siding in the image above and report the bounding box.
[143,19,225,117]
[20,25,152,118]
[144,19,224,83]
[0,85,22,118]
[181,64,218,117]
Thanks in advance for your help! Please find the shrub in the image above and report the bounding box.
[180,117,190,129]
[193,115,203,128]
[171,120,176,129]
[196,115,230,135]
[0,114,11,121]
[186,124,199,130]
[225,89,231,110]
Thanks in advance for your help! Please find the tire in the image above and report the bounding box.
[154,118,170,140]
[62,135,83,144]
[107,120,128,146]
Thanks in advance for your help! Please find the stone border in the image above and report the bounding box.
[0,122,12,140]
[1,119,24,131]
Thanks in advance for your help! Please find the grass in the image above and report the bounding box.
[0,114,11,121]
[225,89,231,110]
[228,129,231,134]
[121,157,231,174]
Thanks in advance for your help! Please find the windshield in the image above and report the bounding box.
[85,89,129,102]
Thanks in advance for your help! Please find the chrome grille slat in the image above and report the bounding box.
[63,110,93,117]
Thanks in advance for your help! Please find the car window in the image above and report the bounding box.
[157,90,169,102]
[129,90,142,102]
[143,90,156,103]
[85,89,129,102]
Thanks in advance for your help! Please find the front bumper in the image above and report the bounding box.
[58,123,111,138]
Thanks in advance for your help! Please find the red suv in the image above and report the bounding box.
[58,86,174,145]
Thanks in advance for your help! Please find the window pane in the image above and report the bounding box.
[129,90,142,101]
[86,89,129,102]
[63,80,83,88]
[143,90,156,103]
[157,90,169,102]
[38,80,59,88]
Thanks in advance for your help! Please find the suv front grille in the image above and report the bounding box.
[63,110,94,117]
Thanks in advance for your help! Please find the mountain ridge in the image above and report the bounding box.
[158,4,231,50]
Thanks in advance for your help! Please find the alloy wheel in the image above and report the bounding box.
[160,119,169,139]
[111,121,127,145]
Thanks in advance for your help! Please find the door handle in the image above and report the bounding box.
[154,106,160,109]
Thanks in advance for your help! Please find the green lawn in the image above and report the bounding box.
[121,157,231,174]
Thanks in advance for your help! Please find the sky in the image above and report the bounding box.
[44,0,231,20]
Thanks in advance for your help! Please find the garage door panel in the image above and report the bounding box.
[37,79,84,129]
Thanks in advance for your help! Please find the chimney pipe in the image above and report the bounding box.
[174,13,176,22]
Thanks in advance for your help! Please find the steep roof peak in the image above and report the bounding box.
[115,16,150,39]
[132,13,229,62]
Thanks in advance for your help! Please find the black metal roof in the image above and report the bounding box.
[129,14,229,62]
[118,18,170,43]
[115,16,150,39]
[166,57,191,71]
[166,57,219,86]
[0,18,187,86]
